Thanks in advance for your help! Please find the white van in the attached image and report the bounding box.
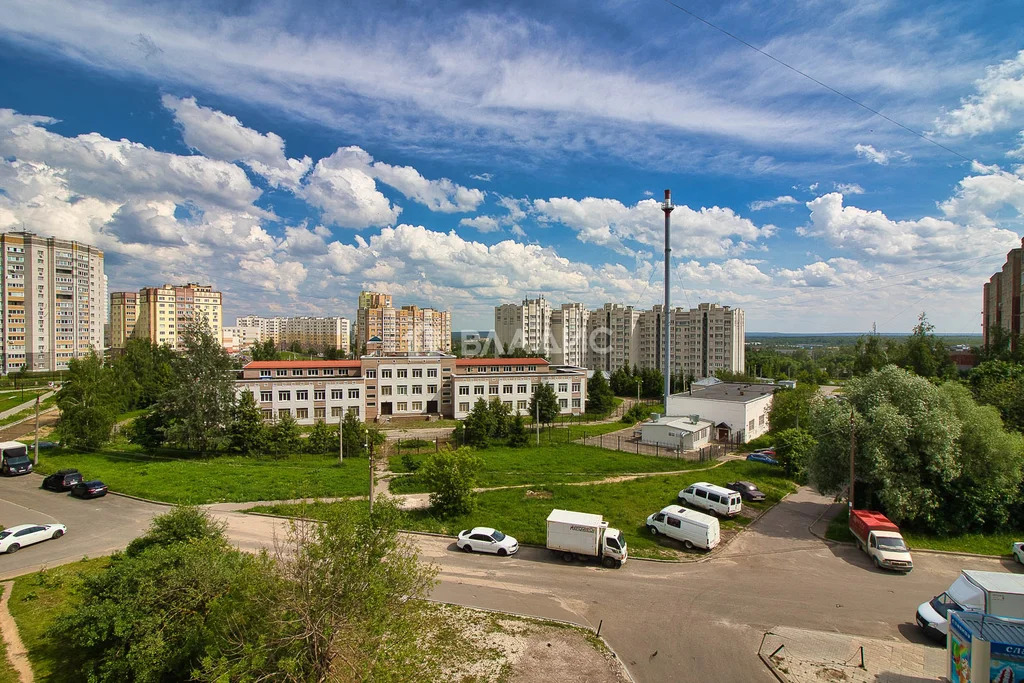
[646,505,720,550]
[678,482,742,517]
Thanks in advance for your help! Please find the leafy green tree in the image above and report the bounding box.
[229,390,269,456]
[507,411,530,447]
[270,411,302,454]
[529,382,560,425]
[895,313,955,379]
[127,409,166,450]
[56,353,119,448]
[110,338,175,411]
[288,340,303,354]
[853,334,892,375]
[421,447,483,517]
[609,365,633,396]
[159,319,237,453]
[341,410,368,458]
[640,367,663,398]
[773,427,816,483]
[307,419,337,455]
[250,337,278,361]
[462,398,494,447]
[967,360,1024,432]
[487,396,513,438]
[768,383,816,431]
[620,402,650,424]
[586,370,615,414]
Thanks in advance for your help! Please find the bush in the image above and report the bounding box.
[398,438,431,449]
[401,452,422,472]
[420,447,482,517]
[620,403,650,424]
[745,433,775,451]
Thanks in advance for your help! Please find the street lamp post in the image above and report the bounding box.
[368,438,374,514]
[636,378,641,402]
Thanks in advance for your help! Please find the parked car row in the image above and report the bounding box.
[42,468,108,499]
[746,448,778,465]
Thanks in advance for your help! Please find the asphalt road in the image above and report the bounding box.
[1,477,1020,682]
[0,473,164,580]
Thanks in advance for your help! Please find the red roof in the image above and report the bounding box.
[455,358,548,366]
[244,360,361,369]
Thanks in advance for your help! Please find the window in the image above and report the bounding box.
[427,368,437,377]
[296,408,309,419]
[559,399,568,408]
[381,369,392,378]
[331,389,344,399]
[260,391,272,402]
[489,385,498,395]
[572,383,580,392]
[517,384,527,393]
[262,409,273,420]
[459,402,470,412]
[411,401,422,410]
[347,406,359,416]
[348,388,360,399]
[458,386,469,395]
[412,369,422,378]
[758,414,765,426]
[528,365,537,371]
[331,406,343,417]
[474,386,484,395]
[292,369,303,376]
[259,369,270,378]
[503,365,512,372]
[296,390,308,401]
[412,385,423,394]
[276,369,287,376]
[314,390,325,400]
[381,386,392,396]
[397,385,408,395]
[308,369,319,376]
[366,369,376,378]
[502,385,513,394]
[397,369,407,378]
[278,391,291,401]
[427,384,437,393]
[517,400,527,410]
[396,402,408,411]
[278,408,291,419]
[314,407,326,419]
[324,368,334,376]
[490,366,499,372]
[668,516,681,529]
[572,398,581,408]
[558,383,568,392]
[748,419,755,432]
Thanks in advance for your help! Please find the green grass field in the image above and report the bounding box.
[0,389,47,414]
[34,441,373,504]
[7,557,111,682]
[0,394,57,428]
[388,442,710,493]
[826,507,1021,557]
[259,460,796,559]
[0,586,18,683]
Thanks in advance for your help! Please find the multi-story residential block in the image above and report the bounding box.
[494,296,552,355]
[222,325,261,355]
[586,303,642,372]
[549,303,589,366]
[355,291,451,354]
[983,239,1024,349]
[234,315,351,353]
[132,283,222,350]
[236,354,586,425]
[0,231,106,373]
[108,291,138,350]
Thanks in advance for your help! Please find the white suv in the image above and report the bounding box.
[678,482,742,517]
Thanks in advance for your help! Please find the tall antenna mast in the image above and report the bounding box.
[662,189,674,409]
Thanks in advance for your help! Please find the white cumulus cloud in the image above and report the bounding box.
[932,50,1024,136]
[749,195,798,211]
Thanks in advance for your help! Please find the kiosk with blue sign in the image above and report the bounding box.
[948,610,1024,683]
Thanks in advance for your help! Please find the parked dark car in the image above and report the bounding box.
[746,452,779,465]
[1,454,33,476]
[41,469,83,492]
[70,480,108,499]
[725,480,767,502]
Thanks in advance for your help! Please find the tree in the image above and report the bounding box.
[110,338,175,411]
[640,367,663,398]
[127,409,167,450]
[620,402,650,424]
[229,390,269,456]
[250,337,278,361]
[341,410,368,458]
[56,353,119,448]
[270,411,302,454]
[462,398,495,447]
[487,397,513,438]
[773,427,816,483]
[967,360,1024,433]
[609,365,633,396]
[507,411,530,447]
[158,319,237,453]
[767,383,816,431]
[306,419,337,455]
[288,340,303,354]
[421,447,483,517]
[586,371,614,414]
[895,313,955,379]
[529,382,559,425]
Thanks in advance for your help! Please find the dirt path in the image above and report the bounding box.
[0,581,33,682]
[0,410,58,443]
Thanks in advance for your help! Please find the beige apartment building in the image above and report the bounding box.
[493,296,553,355]
[549,302,589,366]
[234,315,351,353]
[983,238,1024,349]
[0,231,106,373]
[236,353,586,425]
[108,291,138,349]
[586,302,642,372]
[355,291,451,354]
[132,283,222,350]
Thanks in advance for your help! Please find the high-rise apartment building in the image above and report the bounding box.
[108,291,138,349]
[355,291,451,354]
[234,315,351,353]
[586,303,642,373]
[983,239,1024,350]
[132,283,222,351]
[549,303,589,366]
[494,296,552,355]
[0,231,106,373]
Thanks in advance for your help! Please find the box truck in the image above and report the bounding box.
[546,509,627,568]
[0,441,32,476]
[917,570,1024,642]
[849,509,913,572]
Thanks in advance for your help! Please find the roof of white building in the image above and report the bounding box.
[672,382,776,403]
[643,415,715,433]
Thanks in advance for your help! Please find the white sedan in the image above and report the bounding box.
[0,523,67,554]
[456,527,519,556]
[1014,542,1024,564]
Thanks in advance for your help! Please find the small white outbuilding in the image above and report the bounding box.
[640,415,714,451]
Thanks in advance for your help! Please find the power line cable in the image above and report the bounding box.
[659,0,974,164]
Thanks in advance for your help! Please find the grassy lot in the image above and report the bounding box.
[388,442,709,493]
[33,439,373,504]
[0,395,57,428]
[260,460,797,559]
[7,557,110,682]
[0,586,18,683]
[0,389,47,414]
[826,507,1021,557]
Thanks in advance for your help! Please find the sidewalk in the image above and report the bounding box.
[0,391,54,421]
[760,626,945,682]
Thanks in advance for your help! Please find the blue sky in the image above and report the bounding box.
[2,0,1023,333]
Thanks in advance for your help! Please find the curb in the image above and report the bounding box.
[108,490,174,507]
[420,598,636,683]
[759,652,790,683]
[906,547,1010,560]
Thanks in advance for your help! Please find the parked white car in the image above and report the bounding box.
[678,482,742,517]
[456,527,519,556]
[646,505,720,550]
[1014,541,1023,564]
[0,523,66,554]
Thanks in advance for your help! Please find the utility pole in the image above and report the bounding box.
[368,438,374,514]
[662,189,674,411]
[848,408,856,513]
[33,395,40,466]
[338,416,344,465]
[535,392,540,446]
